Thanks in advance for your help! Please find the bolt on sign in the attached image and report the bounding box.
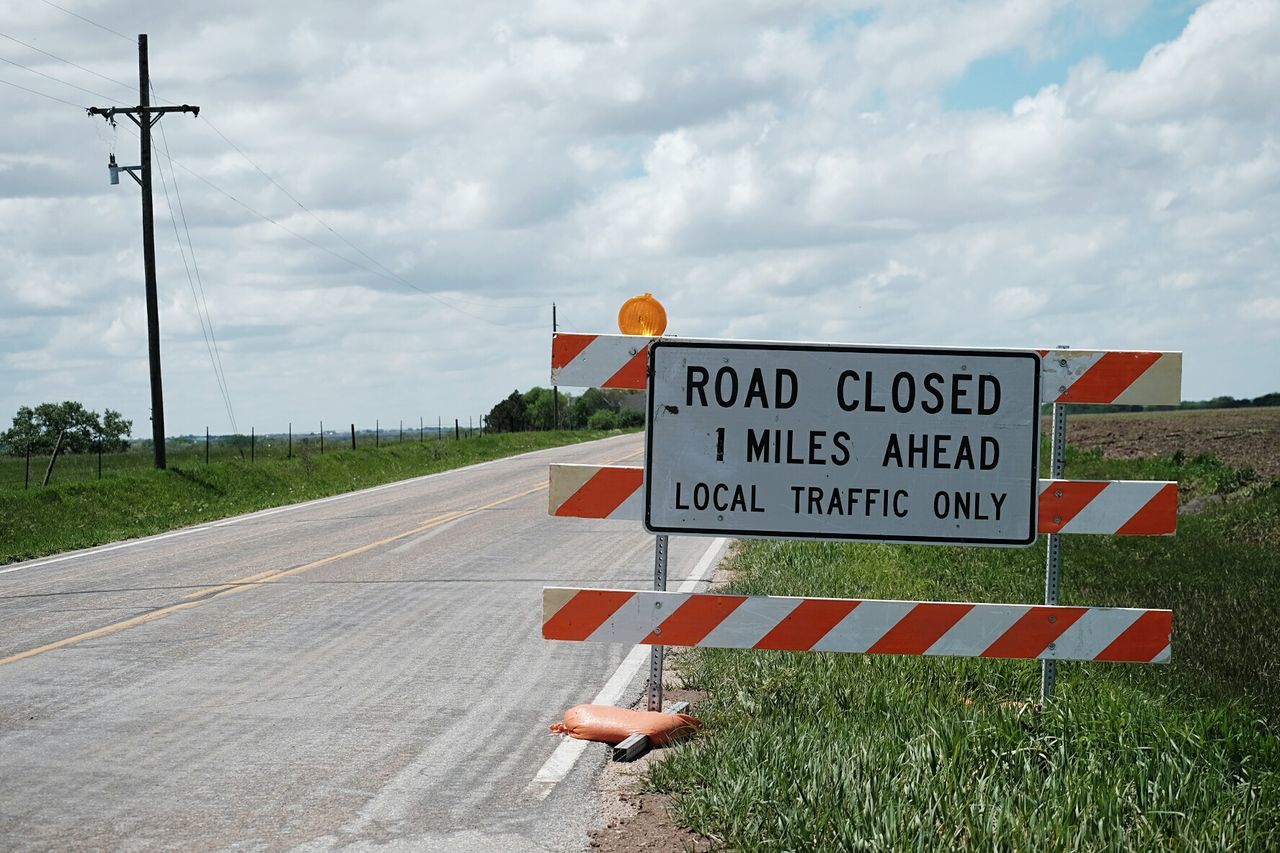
[644,341,1041,546]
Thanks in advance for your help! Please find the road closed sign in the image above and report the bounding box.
[643,340,1041,546]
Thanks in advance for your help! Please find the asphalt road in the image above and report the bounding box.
[0,433,721,851]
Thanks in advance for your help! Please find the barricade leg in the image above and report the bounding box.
[1042,402,1068,701]
[648,534,668,711]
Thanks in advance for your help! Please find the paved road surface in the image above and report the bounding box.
[0,433,721,851]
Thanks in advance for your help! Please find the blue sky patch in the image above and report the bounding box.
[944,2,1195,112]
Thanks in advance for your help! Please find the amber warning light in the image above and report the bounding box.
[617,292,668,336]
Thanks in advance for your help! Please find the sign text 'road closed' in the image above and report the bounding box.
[643,341,1042,546]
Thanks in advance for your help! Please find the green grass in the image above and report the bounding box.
[649,449,1280,850]
[0,430,621,565]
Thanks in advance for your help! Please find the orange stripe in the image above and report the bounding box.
[554,467,643,519]
[1094,611,1172,662]
[551,333,597,370]
[866,603,974,656]
[642,594,746,645]
[1059,351,1161,403]
[602,347,649,389]
[1039,481,1108,534]
[542,589,635,641]
[753,599,860,651]
[980,606,1087,659]
[1115,483,1178,535]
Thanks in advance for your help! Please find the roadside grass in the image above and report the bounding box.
[0,432,435,490]
[0,430,623,565]
[649,448,1280,850]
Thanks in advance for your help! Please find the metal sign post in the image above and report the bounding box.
[648,534,668,712]
[1041,401,1068,700]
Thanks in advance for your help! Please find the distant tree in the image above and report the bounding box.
[1,401,131,455]
[523,387,559,430]
[480,386,643,433]
[1206,395,1246,409]
[100,408,132,452]
[486,390,532,433]
[587,410,619,430]
[569,388,633,428]
[1252,392,1280,407]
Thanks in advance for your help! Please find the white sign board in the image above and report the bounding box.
[643,341,1041,546]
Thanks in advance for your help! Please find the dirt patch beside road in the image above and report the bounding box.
[589,687,714,853]
[1057,407,1280,481]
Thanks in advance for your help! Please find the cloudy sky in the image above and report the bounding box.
[1,0,1276,438]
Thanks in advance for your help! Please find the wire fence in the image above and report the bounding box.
[0,417,487,491]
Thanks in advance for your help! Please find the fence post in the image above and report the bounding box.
[455,419,460,441]
[438,416,442,440]
[250,427,255,463]
[205,427,209,464]
[351,423,356,450]
[420,416,423,443]
[288,422,292,459]
[376,419,380,448]
[1041,400,1069,702]
[41,429,66,487]
[98,433,103,480]
[320,421,324,455]
[25,442,31,489]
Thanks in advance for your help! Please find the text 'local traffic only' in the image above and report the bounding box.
[643,341,1042,546]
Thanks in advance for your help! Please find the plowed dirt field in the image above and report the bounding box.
[1056,407,1279,480]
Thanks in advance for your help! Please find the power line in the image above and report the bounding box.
[159,99,238,433]
[0,53,116,101]
[199,117,410,281]
[0,75,84,108]
[37,0,133,42]
[144,134,531,328]
[154,140,238,433]
[152,97,238,434]
[0,31,135,95]
[5,27,539,329]
[15,23,539,330]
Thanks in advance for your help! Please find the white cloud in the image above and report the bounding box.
[1,0,1277,436]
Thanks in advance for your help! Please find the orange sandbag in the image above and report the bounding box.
[549,703,700,746]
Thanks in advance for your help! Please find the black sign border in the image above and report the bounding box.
[643,340,1042,547]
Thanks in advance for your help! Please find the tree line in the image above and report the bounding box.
[1052,392,1280,415]
[485,387,645,433]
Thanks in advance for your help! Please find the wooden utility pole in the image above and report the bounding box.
[89,34,199,470]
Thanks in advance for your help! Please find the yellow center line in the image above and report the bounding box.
[0,479,552,667]
[180,568,281,600]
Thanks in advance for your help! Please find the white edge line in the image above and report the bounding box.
[527,537,729,798]
[0,433,640,577]
[0,527,209,575]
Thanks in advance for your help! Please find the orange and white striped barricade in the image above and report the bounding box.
[553,333,1181,406]
[546,333,1182,703]
[544,588,1172,664]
